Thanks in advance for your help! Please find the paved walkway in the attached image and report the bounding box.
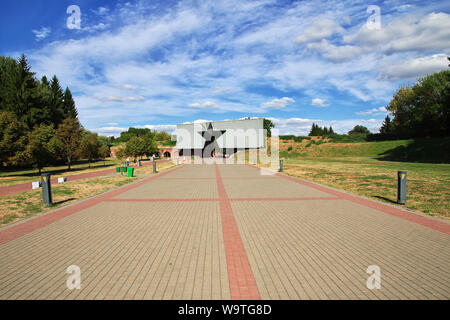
[0,163,449,300]
[0,159,169,197]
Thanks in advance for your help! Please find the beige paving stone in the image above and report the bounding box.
[0,201,229,300]
[231,199,450,300]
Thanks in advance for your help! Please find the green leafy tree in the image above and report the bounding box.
[99,145,111,166]
[264,118,275,137]
[0,111,27,166]
[25,124,62,174]
[348,125,371,135]
[142,135,158,157]
[387,70,450,138]
[57,118,82,170]
[79,132,103,167]
[155,131,171,142]
[124,136,145,160]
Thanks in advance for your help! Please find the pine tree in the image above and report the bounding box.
[380,116,392,135]
[63,87,78,118]
[16,54,39,129]
[49,75,65,127]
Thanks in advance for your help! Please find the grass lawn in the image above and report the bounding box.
[260,156,450,220]
[0,161,178,226]
[0,159,124,187]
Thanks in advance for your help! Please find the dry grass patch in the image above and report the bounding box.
[0,174,138,226]
[257,157,450,220]
[0,160,179,227]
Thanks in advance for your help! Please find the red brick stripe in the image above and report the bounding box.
[0,165,185,246]
[230,197,341,201]
[106,198,219,202]
[215,164,260,300]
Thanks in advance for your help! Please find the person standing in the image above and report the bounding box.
[126,157,130,167]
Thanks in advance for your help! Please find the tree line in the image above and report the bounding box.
[379,70,449,139]
[0,54,110,172]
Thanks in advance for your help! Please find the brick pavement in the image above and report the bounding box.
[0,162,449,299]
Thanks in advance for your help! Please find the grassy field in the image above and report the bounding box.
[0,159,124,187]
[0,160,177,226]
[256,138,450,220]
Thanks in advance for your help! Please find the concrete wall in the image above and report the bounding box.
[176,118,265,149]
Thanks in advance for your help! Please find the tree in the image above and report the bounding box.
[79,132,102,167]
[309,123,323,136]
[62,87,78,118]
[49,75,65,127]
[329,126,334,134]
[116,127,155,142]
[155,131,171,142]
[264,118,275,137]
[0,111,27,165]
[24,124,62,174]
[380,116,392,135]
[142,135,158,158]
[386,70,450,138]
[348,125,371,135]
[124,136,145,160]
[57,118,82,170]
[99,145,111,166]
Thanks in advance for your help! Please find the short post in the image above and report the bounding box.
[397,171,407,205]
[279,160,283,172]
[41,173,52,206]
[177,158,179,165]
[153,160,157,173]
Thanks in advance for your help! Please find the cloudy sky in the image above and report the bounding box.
[1,0,449,136]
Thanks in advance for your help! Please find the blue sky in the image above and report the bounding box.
[1,0,449,136]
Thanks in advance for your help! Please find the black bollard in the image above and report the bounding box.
[153,160,157,173]
[41,173,52,206]
[279,160,283,172]
[397,171,407,205]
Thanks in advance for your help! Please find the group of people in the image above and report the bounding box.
[125,157,143,167]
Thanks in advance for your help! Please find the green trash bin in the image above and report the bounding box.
[116,167,120,173]
[128,167,134,177]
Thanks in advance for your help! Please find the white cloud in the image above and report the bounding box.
[311,98,329,107]
[99,96,145,102]
[91,126,127,137]
[355,106,388,116]
[114,84,136,90]
[344,12,450,54]
[83,23,110,33]
[378,54,449,81]
[105,122,119,126]
[32,27,51,41]
[212,87,233,94]
[294,18,344,43]
[189,101,219,109]
[261,97,295,109]
[307,40,363,62]
[141,124,177,133]
[93,6,109,15]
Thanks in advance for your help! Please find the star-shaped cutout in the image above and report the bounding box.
[198,122,226,149]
